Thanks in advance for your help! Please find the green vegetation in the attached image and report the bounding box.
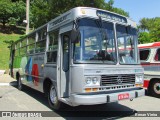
[138,17,160,43]
[0,0,25,27]
[0,25,24,69]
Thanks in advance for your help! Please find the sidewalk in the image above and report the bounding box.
[0,74,17,86]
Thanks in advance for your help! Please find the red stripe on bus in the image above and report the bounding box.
[138,42,160,49]
[143,80,149,88]
[141,63,160,66]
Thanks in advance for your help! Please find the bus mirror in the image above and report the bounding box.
[126,25,131,33]
[71,28,80,43]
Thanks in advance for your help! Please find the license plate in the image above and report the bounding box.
[118,93,129,100]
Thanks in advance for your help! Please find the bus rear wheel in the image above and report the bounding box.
[48,84,63,110]
[150,80,160,98]
[16,74,23,91]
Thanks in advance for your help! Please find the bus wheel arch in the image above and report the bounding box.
[148,78,160,98]
[43,78,63,110]
[43,78,52,97]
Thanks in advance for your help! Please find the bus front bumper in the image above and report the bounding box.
[70,88,145,106]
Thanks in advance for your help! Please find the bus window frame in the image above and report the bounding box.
[21,38,27,47]
[27,33,36,54]
[46,30,59,64]
[139,48,151,62]
[35,40,46,53]
[20,46,27,56]
[14,48,20,57]
[153,47,160,62]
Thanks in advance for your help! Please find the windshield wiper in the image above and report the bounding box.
[95,17,109,61]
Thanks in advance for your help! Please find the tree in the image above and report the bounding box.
[139,18,152,32]
[138,17,160,43]
[30,0,50,28]
[138,32,151,44]
[0,0,13,27]
[113,7,129,17]
[150,18,160,42]
[105,0,114,11]
[10,1,26,25]
[0,0,26,27]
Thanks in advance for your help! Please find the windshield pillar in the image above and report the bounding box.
[113,23,119,65]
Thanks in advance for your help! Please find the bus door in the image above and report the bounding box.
[60,32,70,97]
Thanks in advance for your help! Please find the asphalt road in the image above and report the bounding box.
[0,85,159,120]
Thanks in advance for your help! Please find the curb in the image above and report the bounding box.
[0,70,5,75]
[0,82,17,86]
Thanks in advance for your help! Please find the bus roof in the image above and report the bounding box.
[138,42,160,49]
[47,7,137,31]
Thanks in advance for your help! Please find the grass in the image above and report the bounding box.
[0,25,25,70]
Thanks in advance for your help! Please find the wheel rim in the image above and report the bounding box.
[153,82,160,94]
[50,86,57,104]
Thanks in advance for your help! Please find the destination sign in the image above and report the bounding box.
[49,13,71,29]
[97,10,127,23]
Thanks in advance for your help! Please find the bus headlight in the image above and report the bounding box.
[85,77,92,85]
[85,76,100,86]
[92,77,98,84]
[135,75,144,84]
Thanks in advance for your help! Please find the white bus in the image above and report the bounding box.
[139,42,160,98]
[10,7,144,110]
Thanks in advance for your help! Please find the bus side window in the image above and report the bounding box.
[155,48,160,61]
[35,27,47,53]
[28,34,36,54]
[139,49,150,61]
[47,31,58,63]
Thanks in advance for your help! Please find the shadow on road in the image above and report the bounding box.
[12,85,137,119]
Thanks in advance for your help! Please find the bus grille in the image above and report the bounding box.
[101,74,135,86]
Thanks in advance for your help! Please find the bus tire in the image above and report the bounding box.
[48,84,63,110]
[17,74,23,91]
[150,80,160,98]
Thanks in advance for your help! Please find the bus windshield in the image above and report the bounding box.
[73,18,116,64]
[116,24,138,64]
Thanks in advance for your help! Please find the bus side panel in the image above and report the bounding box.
[13,56,22,79]
[22,53,45,92]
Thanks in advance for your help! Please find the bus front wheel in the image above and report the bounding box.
[48,84,63,110]
[150,80,160,98]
